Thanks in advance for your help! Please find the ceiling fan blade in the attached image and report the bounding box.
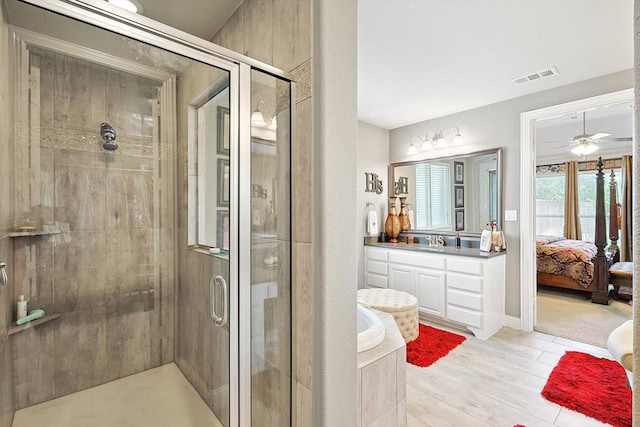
[589,132,611,140]
[600,137,632,142]
[547,143,574,150]
[542,139,570,144]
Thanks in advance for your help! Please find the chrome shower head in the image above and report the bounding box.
[100,122,118,151]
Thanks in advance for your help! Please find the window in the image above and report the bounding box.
[535,168,622,241]
[535,174,565,236]
[578,168,621,242]
[415,163,451,229]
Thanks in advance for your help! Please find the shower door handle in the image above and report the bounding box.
[210,275,228,327]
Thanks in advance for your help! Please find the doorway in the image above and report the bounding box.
[519,89,634,343]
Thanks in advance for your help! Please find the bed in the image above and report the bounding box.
[536,235,597,292]
[535,158,611,304]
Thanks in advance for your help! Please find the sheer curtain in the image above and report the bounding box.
[620,155,633,261]
[563,161,582,240]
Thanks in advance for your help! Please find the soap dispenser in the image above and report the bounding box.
[16,295,27,320]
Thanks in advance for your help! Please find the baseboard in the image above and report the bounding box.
[504,315,521,330]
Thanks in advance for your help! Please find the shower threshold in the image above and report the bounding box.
[12,363,222,427]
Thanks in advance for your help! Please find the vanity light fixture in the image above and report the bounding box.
[251,100,267,127]
[251,100,278,130]
[409,126,464,154]
[407,137,420,155]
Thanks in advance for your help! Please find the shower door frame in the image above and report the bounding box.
[17,0,295,425]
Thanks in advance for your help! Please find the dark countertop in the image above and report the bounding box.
[364,240,506,258]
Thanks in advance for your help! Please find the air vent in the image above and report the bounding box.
[511,67,559,85]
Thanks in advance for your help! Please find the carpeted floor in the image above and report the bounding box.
[536,286,632,348]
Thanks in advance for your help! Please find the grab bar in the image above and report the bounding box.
[209,275,228,327]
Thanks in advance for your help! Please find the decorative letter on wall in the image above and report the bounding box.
[364,173,383,194]
[394,177,409,195]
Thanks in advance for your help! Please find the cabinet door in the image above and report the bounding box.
[415,267,446,318]
[389,264,414,295]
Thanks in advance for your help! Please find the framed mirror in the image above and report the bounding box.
[390,148,502,235]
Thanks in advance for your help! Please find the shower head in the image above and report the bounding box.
[100,122,118,151]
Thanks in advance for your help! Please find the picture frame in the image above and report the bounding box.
[454,161,464,184]
[217,158,230,207]
[217,210,229,250]
[217,106,230,155]
[454,185,464,208]
[455,209,465,231]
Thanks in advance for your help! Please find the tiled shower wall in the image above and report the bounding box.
[0,10,16,427]
[210,0,313,425]
[9,49,175,409]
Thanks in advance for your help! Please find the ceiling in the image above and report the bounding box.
[131,0,242,41]
[358,0,633,130]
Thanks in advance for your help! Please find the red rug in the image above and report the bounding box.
[406,323,466,367]
[541,351,632,427]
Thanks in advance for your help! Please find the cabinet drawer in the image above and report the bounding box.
[447,305,483,329]
[366,260,388,275]
[447,289,483,311]
[447,273,483,293]
[388,250,446,270]
[447,257,483,275]
[366,273,388,289]
[366,247,388,262]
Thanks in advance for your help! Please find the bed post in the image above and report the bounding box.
[592,157,610,304]
[608,169,620,263]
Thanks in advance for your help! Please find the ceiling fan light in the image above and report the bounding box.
[571,143,599,156]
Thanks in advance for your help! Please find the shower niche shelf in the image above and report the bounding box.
[8,313,61,336]
[8,230,60,238]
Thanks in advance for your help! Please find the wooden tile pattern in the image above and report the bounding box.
[0,13,16,427]
[10,48,175,409]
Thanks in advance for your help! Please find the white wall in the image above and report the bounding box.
[313,0,358,424]
[357,121,389,288]
[388,70,633,317]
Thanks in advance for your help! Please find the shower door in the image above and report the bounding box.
[5,0,293,425]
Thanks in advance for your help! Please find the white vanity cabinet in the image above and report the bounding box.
[445,256,505,340]
[364,246,389,289]
[363,245,506,340]
[388,250,446,318]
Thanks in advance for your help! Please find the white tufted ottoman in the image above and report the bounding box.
[357,288,419,343]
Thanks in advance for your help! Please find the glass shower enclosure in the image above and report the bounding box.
[2,0,292,425]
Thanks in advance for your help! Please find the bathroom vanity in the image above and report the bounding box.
[364,242,506,340]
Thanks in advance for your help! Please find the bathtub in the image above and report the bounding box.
[357,304,385,352]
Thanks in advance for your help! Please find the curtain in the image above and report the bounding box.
[620,155,633,261]
[563,161,582,240]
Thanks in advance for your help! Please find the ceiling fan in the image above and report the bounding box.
[544,111,632,156]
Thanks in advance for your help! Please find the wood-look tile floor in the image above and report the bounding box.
[407,321,617,427]
[12,363,222,427]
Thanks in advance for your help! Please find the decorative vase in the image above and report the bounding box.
[398,197,411,232]
[384,197,401,243]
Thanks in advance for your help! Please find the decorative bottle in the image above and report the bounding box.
[16,295,27,320]
[384,196,401,243]
[398,196,411,232]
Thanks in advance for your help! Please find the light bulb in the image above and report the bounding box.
[251,111,266,127]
